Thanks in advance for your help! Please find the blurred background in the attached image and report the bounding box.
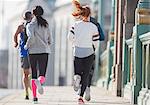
[0,0,111,89]
[1,1,150,105]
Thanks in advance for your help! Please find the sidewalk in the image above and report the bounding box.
[0,86,131,105]
[0,89,19,100]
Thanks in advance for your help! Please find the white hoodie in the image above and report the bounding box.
[68,20,99,48]
[68,20,99,57]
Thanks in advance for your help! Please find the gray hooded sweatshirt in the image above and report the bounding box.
[25,18,53,54]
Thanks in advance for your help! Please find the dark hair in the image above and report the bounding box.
[23,11,32,20]
[33,6,48,27]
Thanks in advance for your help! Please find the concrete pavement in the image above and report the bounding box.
[0,86,131,105]
[0,89,19,100]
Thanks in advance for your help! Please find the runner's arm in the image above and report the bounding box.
[24,23,35,49]
[14,25,21,47]
[68,26,75,42]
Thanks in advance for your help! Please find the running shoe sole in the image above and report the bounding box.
[73,75,81,91]
[85,87,91,101]
[35,80,44,94]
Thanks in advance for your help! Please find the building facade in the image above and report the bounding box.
[97,0,150,105]
[53,0,92,86]
[53,2,74,86]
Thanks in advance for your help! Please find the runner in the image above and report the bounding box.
[24,6,53,104]
[14,11,32,100]
[68,5,99,104]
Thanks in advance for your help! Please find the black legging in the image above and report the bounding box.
[87,54,95,87]
[29,53,48,79]
[74,54,94,97]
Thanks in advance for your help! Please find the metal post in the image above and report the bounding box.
[94,0,104,82]
[112,0,119,83]
[110,0,115,37]
[106,0,115,89]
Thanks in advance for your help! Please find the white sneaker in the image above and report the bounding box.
[35,79,43,94]
[77,85,81,95]
[85,87,91,101]
[73,75,81,91]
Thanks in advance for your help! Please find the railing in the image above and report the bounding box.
[139,32,150,89]
[137,32,150,105]
[123,38,133,100]
[98,32,150,102]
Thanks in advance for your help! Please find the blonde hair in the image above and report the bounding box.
[72,1,91,18]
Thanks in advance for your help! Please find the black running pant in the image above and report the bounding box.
[88,54,95,87]
[74,54,94,97]
[29,53,48,79]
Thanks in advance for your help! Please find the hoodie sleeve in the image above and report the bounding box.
[24,23,35,49]
[67,24,75,42]
[47,26,53,45]
[92,24,99,49]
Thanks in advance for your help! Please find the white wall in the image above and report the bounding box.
[6,0,29,89]
[53,4,74,86]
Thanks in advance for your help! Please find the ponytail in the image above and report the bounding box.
[72,1,91,18]
[36,15,48,27]
[72,0,82,16]
[33,6,48,27]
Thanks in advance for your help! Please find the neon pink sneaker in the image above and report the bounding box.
[78,98,85,104]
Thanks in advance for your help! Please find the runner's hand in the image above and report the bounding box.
[24,45,28,50]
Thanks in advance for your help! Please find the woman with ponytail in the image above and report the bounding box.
[71,1,104,102]
[68,3,99,104]
[24,6,53,104]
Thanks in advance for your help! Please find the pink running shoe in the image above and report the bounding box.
[78,98,85,104]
